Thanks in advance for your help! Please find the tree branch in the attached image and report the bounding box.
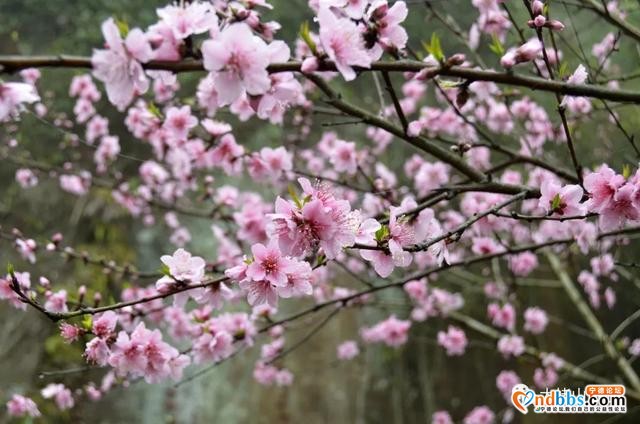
[1,56,640,103]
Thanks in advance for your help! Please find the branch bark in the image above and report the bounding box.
[2,56,640,103]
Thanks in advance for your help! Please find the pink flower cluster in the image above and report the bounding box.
[361,315,411,347]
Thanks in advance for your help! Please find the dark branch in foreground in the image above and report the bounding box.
[2,56,640,103]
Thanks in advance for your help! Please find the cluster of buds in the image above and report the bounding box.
[528,1,564,31]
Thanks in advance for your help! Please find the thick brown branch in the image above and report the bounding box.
[2,56,640,103]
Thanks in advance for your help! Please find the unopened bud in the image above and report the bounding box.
[545,20,565,31]
[446,53,466,67]
[532,0,544,15]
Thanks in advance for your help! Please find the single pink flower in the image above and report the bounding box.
[201,23,272,105]
[318,7,372,81]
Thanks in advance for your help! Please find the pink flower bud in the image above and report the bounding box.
[533,15,546,27]
[532,0,544,15]
[500,51,517,69]
[545,19,565,31]
[407,120,423,137]
[301,56,319,73]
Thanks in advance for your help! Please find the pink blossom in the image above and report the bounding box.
[15,238,37,263]
[629,339,640,356]
[15,168,38,188]
[508,251,538,276]
[278,259,314,298]
[496,370,521,400]
[584,164,625,213]
[193,330,234,363]
[318,6,372,81]
[501,39,542,68]
[93,311,118,338]
[538,181,586,216]
[0,271,30,310]
[534,367,559,389]
[246,242,290,288]
[524,307,549,334]
[487,303,516,331]
[361,315,411,347]
[329,140,358,174]
[86,115,109,144]
[463,406,495,424]
[163,105,198,142]
[210,134,245,175]
[432,411,453,424]
[92,18,152,110]
[497,335,525,358]
[60,323,82,343]
[148,22,181,61]
[94,135,121,172]
[73,97,95,123]
[156,1,218,40]
[45,290,68,313]
[160,248,206,283]
[0,82,40,121]
[599,183,640,230]
[6,394,40,418]
[41,384,74,411]
[20,68,41,85]
[85,337,111,366]
[201,23,272,105]
[69,74,101,101]
[365,0,409,59]
[437,325,468,356]
[360,212,414,278]
[268,179,359,259]
[591,254,614,276]
[337,340,360,360]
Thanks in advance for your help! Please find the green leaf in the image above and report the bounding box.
[488,34,504,56]
[81,315,93,331]
[7,262,14,275]
[114,17,129,38]
[623,164,632,179]
[147,102,163,119]
[375,225,390,241]
[558,61,569,78]
[551,193,562,211]
[424,33,444,62]
[438,79,464,89]
[160,263,171,277]
[289,184,302,209]
[299,21,317,56]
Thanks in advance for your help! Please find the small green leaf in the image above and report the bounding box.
[160,263,171,276]
[438,79,464,89]
[299,21,317,56]
[288,184,302,208]
[82,315,93,331]
[147,102,163,119]
[489,34,505,56]
[7,262,14,275]
[551,193,562,211]
[424,33,444,62]
[375,225,390,241]
[558,61,569,78]
[623,164,632,179]
[114,17,129,38]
